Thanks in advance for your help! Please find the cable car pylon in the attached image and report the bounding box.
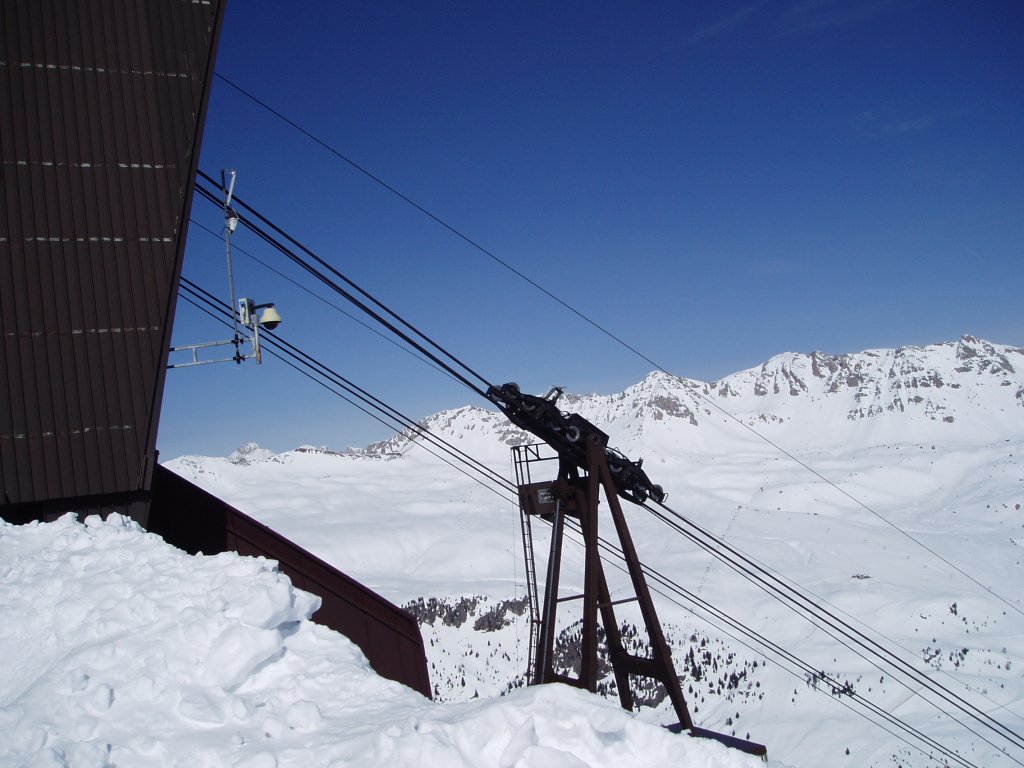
[492,384,767,760]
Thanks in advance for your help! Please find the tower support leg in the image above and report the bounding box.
[516,439,768,759]
[530,437,693,728]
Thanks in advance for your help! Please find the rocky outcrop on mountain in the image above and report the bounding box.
[363,405,536,458]
[713,336,1022,427]
[228,441,282,466]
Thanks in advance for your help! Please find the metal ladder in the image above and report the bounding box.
[512,444,545,681]
[520,505,541,680]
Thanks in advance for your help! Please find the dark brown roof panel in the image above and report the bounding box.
[1,0,226,510]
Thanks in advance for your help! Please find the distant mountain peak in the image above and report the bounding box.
[699,337,1023,432]
[953,334,1018,375]
[228,442,280,466]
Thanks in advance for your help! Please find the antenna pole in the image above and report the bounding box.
[221,168,242,362]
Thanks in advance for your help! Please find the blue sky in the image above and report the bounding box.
[160,0,1023,459]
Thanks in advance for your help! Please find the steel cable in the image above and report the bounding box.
[180,173,1021,761]
[208,74,1024,623]
[176,280,1000,766]
[196,172,493,397]
[177,280,516,502]
[643,499,1024,756]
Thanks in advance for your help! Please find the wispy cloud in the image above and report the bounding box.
[686,1,903,46]
[854,104,970,138]
[687,3,762,45]
[778,0,902,36]
[855,108,932,136]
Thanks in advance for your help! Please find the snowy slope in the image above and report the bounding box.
[164,337,1024,767]
[0,514,763,768]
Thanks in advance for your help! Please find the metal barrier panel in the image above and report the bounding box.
[149,464,432,699]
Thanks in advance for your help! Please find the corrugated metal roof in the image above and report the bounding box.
[1,0,225,514]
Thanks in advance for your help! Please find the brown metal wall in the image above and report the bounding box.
[0,0,225,516]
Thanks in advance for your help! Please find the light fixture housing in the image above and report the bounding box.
[258,305,282,330]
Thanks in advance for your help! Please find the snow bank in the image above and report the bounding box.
[0,515,761,768]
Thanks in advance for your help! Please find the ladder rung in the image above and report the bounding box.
[598,597,639,609]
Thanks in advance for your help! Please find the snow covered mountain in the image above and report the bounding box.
[165,336,1024,768]
[699,335,1022,441]
[348,335,1023,463]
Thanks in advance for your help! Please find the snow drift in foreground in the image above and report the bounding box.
[0,515,762,768]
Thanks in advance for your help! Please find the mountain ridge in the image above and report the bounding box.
[366,335,1024,459]
[170,336,1022,466]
